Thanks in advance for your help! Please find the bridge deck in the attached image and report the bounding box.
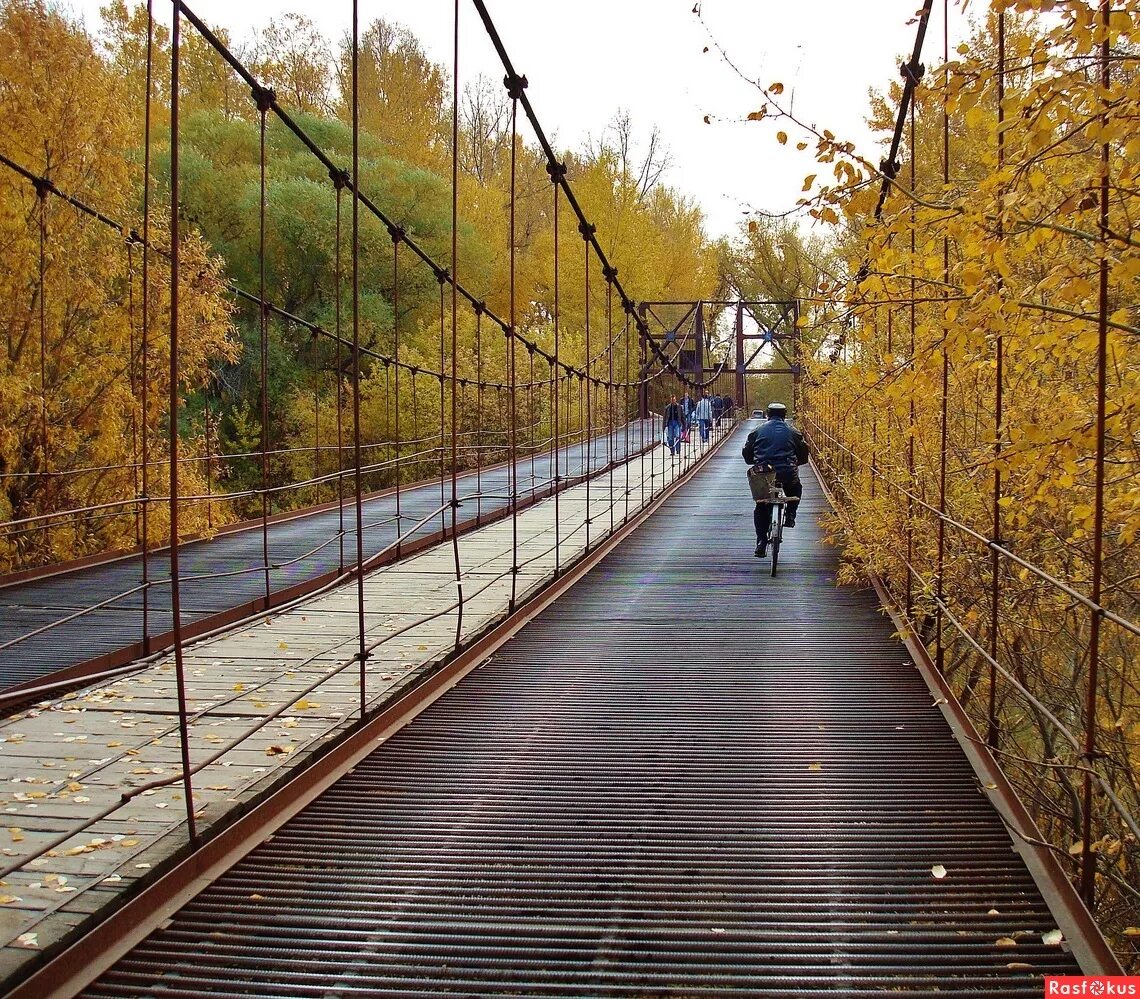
[78,424,1082,996]
[0,425,652,694]
[0,435,715,993]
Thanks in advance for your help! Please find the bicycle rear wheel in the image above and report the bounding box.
[770,508,783,577]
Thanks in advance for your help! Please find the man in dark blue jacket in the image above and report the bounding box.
[742,402,808,557]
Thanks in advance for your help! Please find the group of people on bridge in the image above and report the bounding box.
[661,390,732,455]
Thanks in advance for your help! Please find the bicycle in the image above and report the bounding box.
[747,465,795,576]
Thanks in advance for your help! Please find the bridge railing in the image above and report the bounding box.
[0,0,749,879]
[800,0,1140,964]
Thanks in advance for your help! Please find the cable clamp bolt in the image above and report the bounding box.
[900,60,925,85]
[504,72,528,100]
[386,222,405,244]
[251,84,276,113]
[546,160,566,183]
[329,166,351,190]
[578,221,596,240]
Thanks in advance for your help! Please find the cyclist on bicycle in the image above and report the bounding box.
[742,402,808,557]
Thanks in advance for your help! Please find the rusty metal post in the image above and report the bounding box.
[351,0,368,715]
[140,0,155,653]
[935,0,950,673]
[437,279,447,538]
[734,300,745,410]
[334,183,346,572]
[624,308,631,524]
[256,90,272,606]
[1080,0,1112,910]
[204,393,213,529]
[791,300,801,418]
[550,169,561,577]
[168,0,197,845]
[391,232,402,554]
[906,88,918,623]
[694,301,705,381]
[581,224,593,552]
[638,303,649,420]
[449,0,463,652]
[607,276,615,536]
[987,10,1006,750]
[507,85,520,612]
[474,300,482,525]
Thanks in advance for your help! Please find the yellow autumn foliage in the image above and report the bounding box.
[0,0,239,570]
[796,0,1140,952]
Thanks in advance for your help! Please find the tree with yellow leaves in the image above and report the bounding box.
[0,0,239,570]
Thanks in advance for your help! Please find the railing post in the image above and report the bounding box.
[734,300,745,411]
[1079,0,1113,911]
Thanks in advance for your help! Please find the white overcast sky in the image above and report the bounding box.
[62,0,966,241]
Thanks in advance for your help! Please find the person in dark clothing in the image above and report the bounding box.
[663,395,684,456]
[742,401,808,557]
[680,392,694,430]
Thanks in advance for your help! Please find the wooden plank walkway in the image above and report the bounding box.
[0,433,722,987]
[0,422,656,691]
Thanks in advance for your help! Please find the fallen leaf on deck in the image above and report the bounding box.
[0,894,21,904]
[931,865,947,879]
[807,763,823,772]
[1042,929,1064,946]
[265,745,295,756]
[15,933,38,948]
[994,937,1018,948]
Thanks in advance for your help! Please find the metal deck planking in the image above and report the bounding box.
[82,424,1083,997]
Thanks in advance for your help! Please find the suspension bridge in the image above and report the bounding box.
[0,0,1136,995]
